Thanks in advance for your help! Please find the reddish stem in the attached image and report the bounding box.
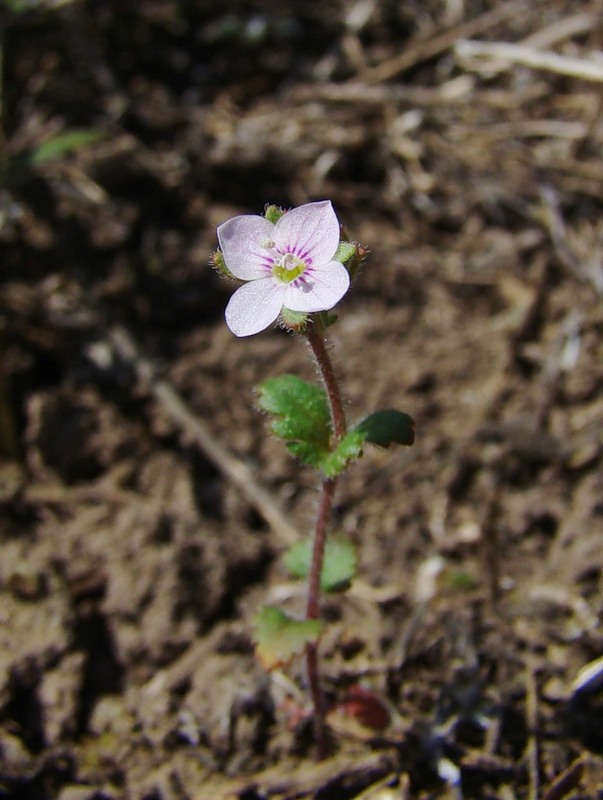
[305,478,337,621]
[306,323,347,442]
[303,321,347,757]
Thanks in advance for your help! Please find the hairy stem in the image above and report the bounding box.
[306,323,347,442]
[304,321,347,757]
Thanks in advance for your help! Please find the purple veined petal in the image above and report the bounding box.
[225,278,286,337]
[273,201,340,267]
[218,214,275,280]
[283,260,350,313]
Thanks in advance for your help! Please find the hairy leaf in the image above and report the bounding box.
[320,429,366,477]
[257,375,331,450]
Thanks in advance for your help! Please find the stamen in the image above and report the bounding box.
[272,253,308,284]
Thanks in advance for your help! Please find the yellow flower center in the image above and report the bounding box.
[272,252,307,283]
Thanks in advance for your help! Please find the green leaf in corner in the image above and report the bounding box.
[284,535,358,593]
[27,129,105,166]
[254,606,325,670]
[355,410,415,448]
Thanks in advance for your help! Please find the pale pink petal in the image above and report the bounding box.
[225,278,286,337]
[218,215,275,280]
[274,201,340,267]
[283,260,350,313]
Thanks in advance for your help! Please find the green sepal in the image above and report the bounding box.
[334,241,358,265]
[346,243,368,281]
[264,204,285,224]
[256,375,332,462]
[284,535,358,592]
[211,249,235,279]
[254,606,325,670]
[355,410,415,448]
[280,307,309,333]
[320,428,366,477]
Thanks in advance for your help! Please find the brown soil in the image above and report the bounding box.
[1,1,602,798]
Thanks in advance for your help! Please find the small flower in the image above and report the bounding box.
[217,200,350,337]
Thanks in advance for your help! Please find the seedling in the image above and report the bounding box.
[213,200,415,756]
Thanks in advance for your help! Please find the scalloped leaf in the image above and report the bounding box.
[284,535,358,592]
[287,441,326,469]
[254,606,325,670]
[355,410,415,448]
[256,375,332,456]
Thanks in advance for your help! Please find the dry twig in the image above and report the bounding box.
[357,2,524,84]
[456,41,603,83]
[107,326,300,546]
[525,667,540,800]
[540,758,585,800]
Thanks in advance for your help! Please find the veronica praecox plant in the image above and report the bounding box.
[213,199,415,756]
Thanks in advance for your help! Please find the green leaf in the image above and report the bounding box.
[27,129,104,166]
[287,441,325,469]
[284,535,358,592]
[257,375,331,451]
[320,428,366,477]
[445,569,478,591]
[355,410,415,448]
[315,310,338,329]
[254,606,325,670]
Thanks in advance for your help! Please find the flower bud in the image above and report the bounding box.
[264,204,285,225]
